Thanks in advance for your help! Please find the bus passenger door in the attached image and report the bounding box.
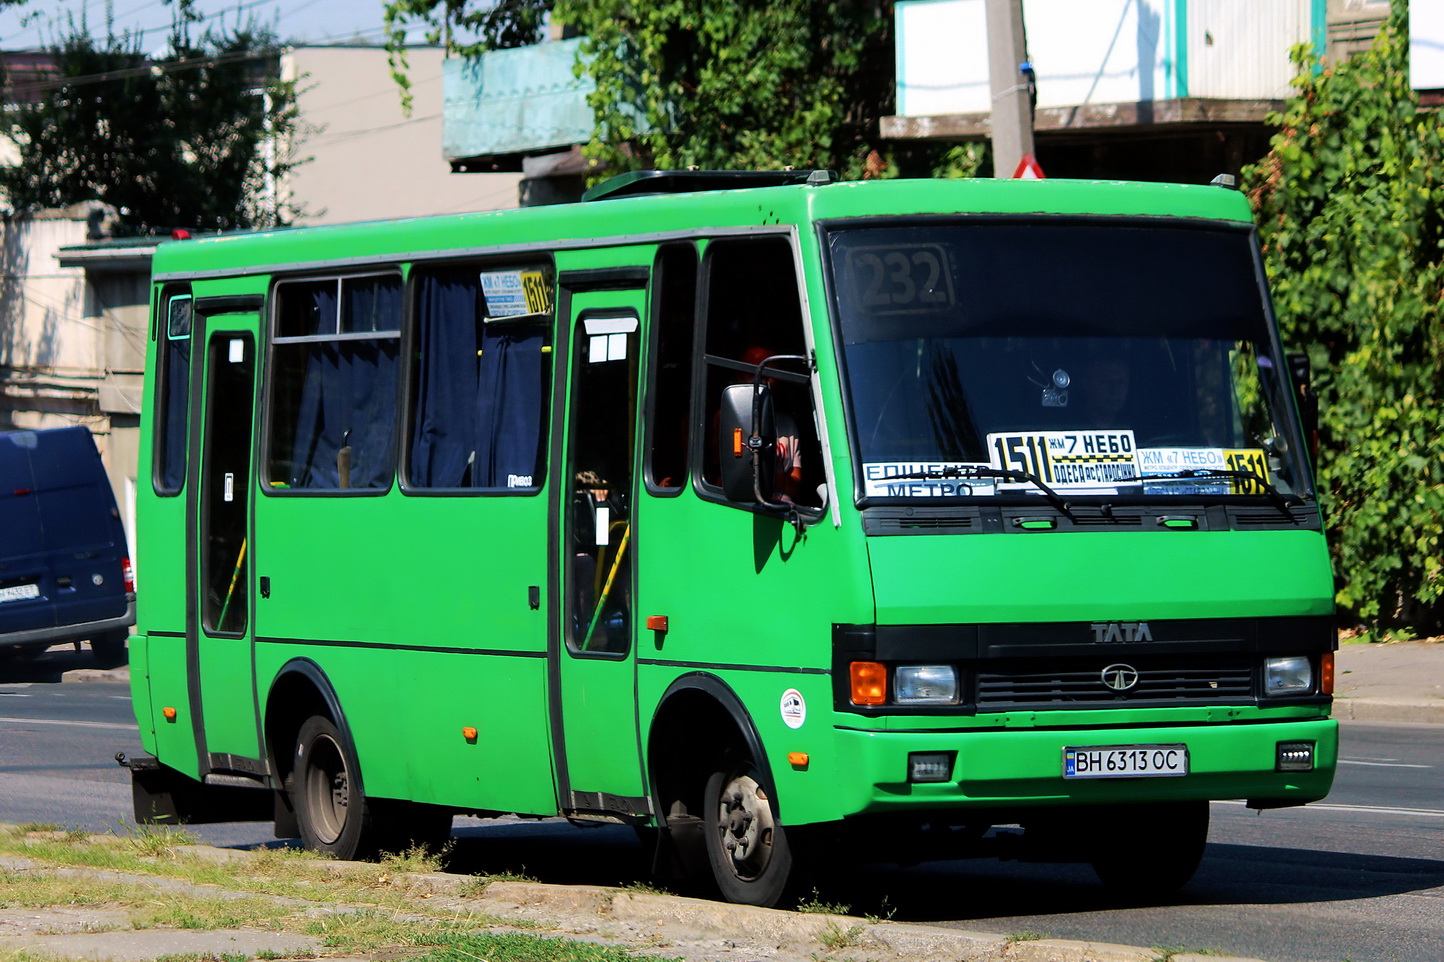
[552,281,649,819]
[187,307,264,781]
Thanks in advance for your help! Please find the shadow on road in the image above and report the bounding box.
[420,821,1444,918]
[0,643,124,683]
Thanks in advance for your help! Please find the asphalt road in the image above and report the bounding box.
[0,666,1439,962]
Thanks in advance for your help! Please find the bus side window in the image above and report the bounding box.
[405,265,552,492]
[645,244,699,492]
[266,274,402,491]
[154,290,192,495]
[698,237,820,508]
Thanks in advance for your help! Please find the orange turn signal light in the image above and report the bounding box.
[787,752,810,768]
[162,707,177,722]
[732,427,744,457]
[1320,651,1335,696]
[462,727,478,741]
[646,615,669,632]
[850,661,887,706]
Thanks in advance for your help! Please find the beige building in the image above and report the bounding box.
[282,45,520,224]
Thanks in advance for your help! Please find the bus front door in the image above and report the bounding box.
[552,284,649,819]
[186,309,264,781]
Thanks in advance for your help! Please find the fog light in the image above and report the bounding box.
[895,665,959,705]
[1276,741,1314,772]
[1264,655,1313,696]
[908,751,954,783]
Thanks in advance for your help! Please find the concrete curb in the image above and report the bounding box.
[1331,697,1444,724]
[0,835,1278,962]
[382,866,1266,962]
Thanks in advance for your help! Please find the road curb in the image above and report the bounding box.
[0,835,1282,962]
[1331,698,1444,725]
[59,666,131,684]
[375,866,1267,962]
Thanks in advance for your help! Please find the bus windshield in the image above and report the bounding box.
[827,220,1313,503]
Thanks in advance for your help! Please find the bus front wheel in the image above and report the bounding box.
[294,714,377,860]
[703,756,794,906]
[1088,800,1209,899]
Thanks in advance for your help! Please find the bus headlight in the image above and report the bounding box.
[894,665,959,704]
[1263,656,1313,696]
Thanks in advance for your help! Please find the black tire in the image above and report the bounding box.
[90,630,129,668]
[703,756,794,906]
[1088,800,1209,900]
[293,714,379,860]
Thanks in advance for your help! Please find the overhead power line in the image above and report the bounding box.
[12,47,279,96]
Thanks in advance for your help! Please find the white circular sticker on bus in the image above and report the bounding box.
[780,689,806,729]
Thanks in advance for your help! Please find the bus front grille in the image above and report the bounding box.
[975,659,1254,709]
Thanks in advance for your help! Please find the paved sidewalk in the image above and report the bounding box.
[1332,640,1444,724]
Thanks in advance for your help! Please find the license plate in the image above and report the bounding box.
[0,583,40,604]
[1063,744,1188,779]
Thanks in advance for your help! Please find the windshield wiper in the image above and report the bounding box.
[889,465,1077,521]
[1141,469,1300,518]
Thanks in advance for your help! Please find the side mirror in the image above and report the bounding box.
[718,382,776,503]
[1285,352,1319,466]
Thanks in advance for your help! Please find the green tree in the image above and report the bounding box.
[1244,0,1444,637]
[384,0,904,181]
[0,17,304,233]
[556,0,895,179]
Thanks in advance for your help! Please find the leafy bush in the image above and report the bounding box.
[1245,0,1444,637]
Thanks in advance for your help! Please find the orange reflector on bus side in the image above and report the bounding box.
[162,707,177,721]
[463,727,478,742]
[1321,651,1335,696]
[788,752,809,768]
[646,615,669,632]
[850,661,887,706]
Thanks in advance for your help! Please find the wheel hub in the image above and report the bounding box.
[717,773,774,878]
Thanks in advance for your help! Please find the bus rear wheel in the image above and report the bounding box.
[294,714,377,860]
[703,756,794,907]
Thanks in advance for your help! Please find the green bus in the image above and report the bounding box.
[125,170,1336,906]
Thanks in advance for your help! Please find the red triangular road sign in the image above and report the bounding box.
[1012,153,1045,179]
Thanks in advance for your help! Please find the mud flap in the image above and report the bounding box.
[123,754,274,825]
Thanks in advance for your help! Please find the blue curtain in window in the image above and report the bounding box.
[410,273,479,487]
[409,271,545,490]
[287,285,399,489]
[288,287,338,487]
[474,326,545,488]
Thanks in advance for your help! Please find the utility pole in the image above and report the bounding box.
[985,0,1035,178]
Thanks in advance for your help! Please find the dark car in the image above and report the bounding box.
[0,426,135,667]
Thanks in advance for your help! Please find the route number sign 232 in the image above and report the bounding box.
[846,244,955,312]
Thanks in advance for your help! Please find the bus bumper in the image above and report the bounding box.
[829,717,1337,815]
